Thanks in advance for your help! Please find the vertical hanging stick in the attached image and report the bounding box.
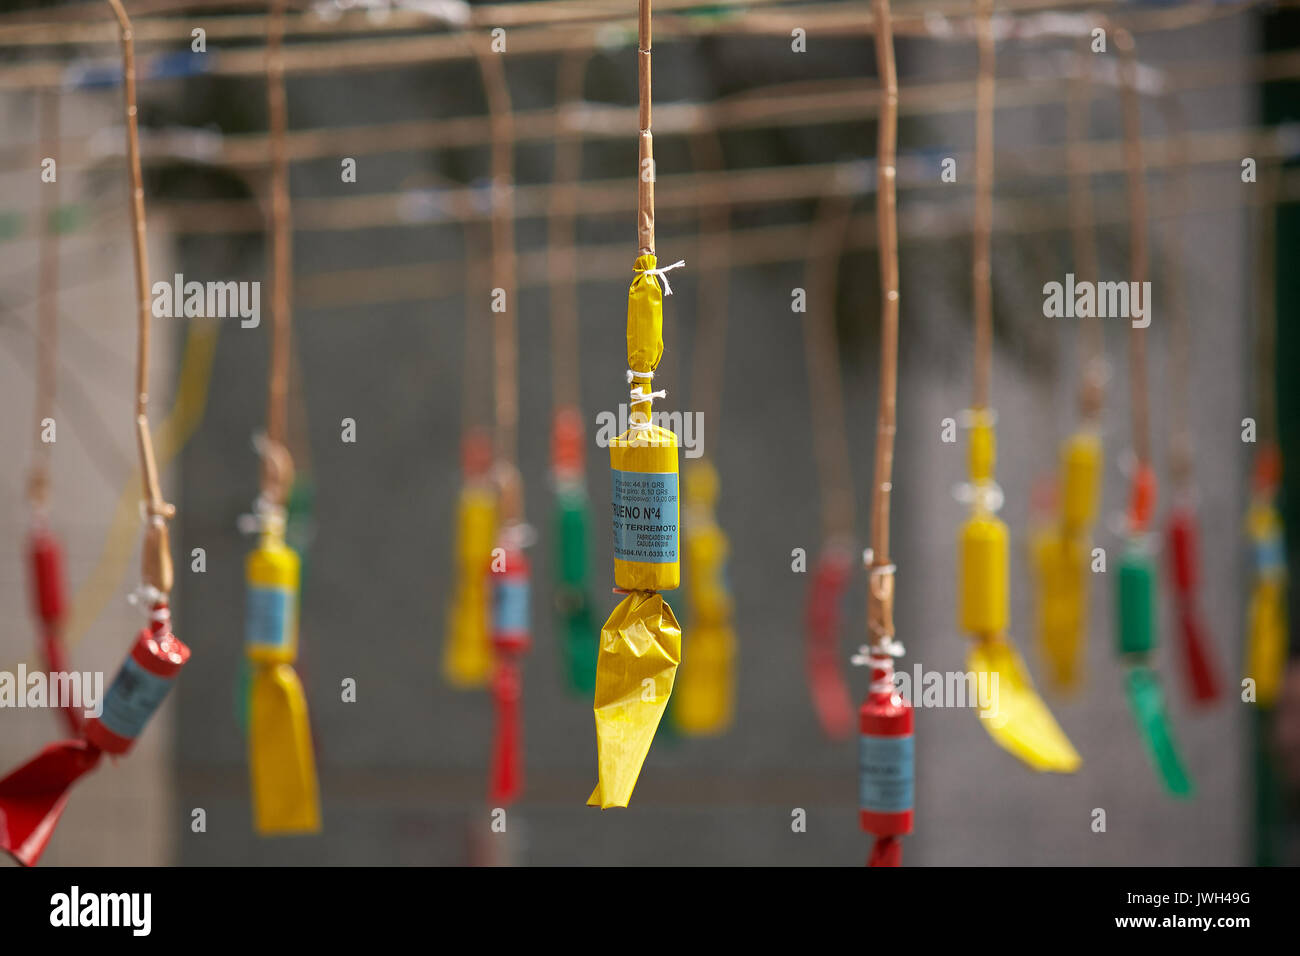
[476,45,520,499]
[107,0,175,595]
[1116,29,1151,478]
[971,0,994,412]
[1066,41,1104,422]
[549,45,593,416]
[638,0,655,256]
[30,90,60,509]
[869,0,900,647]
[264,0,293,502]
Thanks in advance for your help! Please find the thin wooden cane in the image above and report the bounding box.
[971,0,995,413]
[474,43,522,519]
[638,0,655,256]
[264,0,295,503]
[106,0,174,595]
[1115,28,1152,472]
[29,89,60,510]
[549,44,594,414]
[1066,40,1104,424]
[868,0,901,647]
[1159,92,1195,491]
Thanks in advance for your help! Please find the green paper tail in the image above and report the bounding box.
[1125,666,1194,798]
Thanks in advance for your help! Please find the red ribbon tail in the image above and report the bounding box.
[489,660,522,805]
[1177,607,1221,705]
[0,739,101,866]
[868,835,903,867]
[805,556,854,740]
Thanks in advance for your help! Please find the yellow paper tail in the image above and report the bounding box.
[968,636,1082,773]
[1032,528,1087,692]
[1246,576,1287,707]
[588,591,681,808]
[250,662,321,834]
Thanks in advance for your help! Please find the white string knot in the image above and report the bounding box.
[128,585,171,623]
[852,638,906,695]
[626,369,666,431]
[636,259,686,296]
[237,495,286,537]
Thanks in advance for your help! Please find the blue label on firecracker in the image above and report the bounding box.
[98,655,175,741]
[858,734,914,813]
[246,585,292,650]
[1255,534,1284,574]
[494,578,530,634]
[611,469,678,563]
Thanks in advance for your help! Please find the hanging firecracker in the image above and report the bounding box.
[856,0,913,867]
[0,0,189,864]
[674,460,736,735]
[1246,445,1287,708]
[589,1,684,807]
[957,0,1079,773]
[444,428,498,687]
[1112,29,1192,797]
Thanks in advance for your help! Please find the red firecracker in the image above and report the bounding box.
[0,603,189,866]
[858,654,913,868]
[489,543,530,805]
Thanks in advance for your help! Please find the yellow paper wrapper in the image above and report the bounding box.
[588,590,681,808]
[969,635,1082,773]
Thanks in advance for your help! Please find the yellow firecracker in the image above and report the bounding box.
[590,254,683,808]
[246,518,321,833]
[1246,499,1287,707]
[959,411,1081,772]
[675,460,735,735]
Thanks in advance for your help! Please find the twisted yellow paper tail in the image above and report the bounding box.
[249,662,321,833]
[968,636,1081,772]
[589,591,681,808]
